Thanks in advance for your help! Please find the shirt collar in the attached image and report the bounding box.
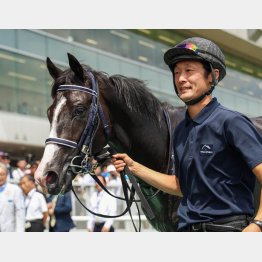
[0,182,7,193]
[185,98,220,126]
[28,188,36,198]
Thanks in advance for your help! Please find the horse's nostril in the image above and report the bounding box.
[45,171,58,185]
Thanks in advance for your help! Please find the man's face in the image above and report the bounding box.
[174,60,212,103]
[3,156,10,165]
[19,177,33,195]
[0,167,7,186]
[17,160,27,170]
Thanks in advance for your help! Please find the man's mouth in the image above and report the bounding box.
[178,86,191,94]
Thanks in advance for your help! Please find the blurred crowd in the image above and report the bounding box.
[0,150,123,232]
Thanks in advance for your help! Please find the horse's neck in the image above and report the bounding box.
[108,104,170,173]
[168,106,186,129]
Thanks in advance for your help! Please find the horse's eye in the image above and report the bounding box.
[73,106,86,117]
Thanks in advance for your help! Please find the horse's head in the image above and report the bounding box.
[35,53,111,195]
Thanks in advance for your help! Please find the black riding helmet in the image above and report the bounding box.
[164,37,226,105]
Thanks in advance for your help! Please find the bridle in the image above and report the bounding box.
[44,71,156,231]
[45,71,110,174]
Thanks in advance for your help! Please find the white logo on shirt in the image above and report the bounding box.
[200,144,213,155]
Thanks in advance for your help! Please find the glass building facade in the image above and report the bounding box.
[0,29,261,118]
[0,29,261,157]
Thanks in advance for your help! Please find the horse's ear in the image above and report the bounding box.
[46,57,63,80]
[67,53,84,81]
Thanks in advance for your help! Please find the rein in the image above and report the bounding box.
[163,109,176,175]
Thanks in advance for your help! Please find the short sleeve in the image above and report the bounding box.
[226,114,262,169]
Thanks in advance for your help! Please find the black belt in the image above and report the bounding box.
[95,222,105,226]
[27,219,43,223]
[189,215,251,232]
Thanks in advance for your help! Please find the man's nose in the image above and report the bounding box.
[177,72,187,83]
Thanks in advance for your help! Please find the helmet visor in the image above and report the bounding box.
[164,43,202,66]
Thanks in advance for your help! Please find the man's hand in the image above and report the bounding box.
[101,226,110,232]
[112,153,135,172]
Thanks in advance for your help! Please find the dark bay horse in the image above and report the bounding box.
[35,53,262,231]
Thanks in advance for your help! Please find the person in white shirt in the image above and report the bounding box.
[12,159,28,185]
[0,163,25,232]
[19,174,48,232]
[0,151,15,184]
[87,175,117,232]
[103,163,122,197]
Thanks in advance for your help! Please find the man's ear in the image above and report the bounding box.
[209,69,219,84]
[214,69,220,81]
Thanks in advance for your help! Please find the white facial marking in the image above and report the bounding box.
[35,96,67,185]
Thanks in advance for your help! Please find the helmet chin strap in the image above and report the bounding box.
[183,85,215,106]
[175,64,218,106]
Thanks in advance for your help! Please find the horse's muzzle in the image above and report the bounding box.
[45,169,74,195]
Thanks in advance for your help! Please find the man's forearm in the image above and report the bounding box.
[131,162,182,196]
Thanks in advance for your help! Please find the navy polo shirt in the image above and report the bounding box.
[173,97,262,231]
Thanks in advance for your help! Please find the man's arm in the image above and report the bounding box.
[43,211,49,226]
[252,163,262,220]
[112,153,182,197]
[243,163,262,232]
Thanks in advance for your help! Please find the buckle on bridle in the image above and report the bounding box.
[70,151,93,174]
[70,144,112,175]
[81,145,90,155]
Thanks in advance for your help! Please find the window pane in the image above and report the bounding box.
[47,38,73,63]
[16,89,48,117]
[97,54,120,75]
[119,60,140,78]
[159,73,173,94]
[17,30,46,57]
[72,46,98,69]
[140,67,159,90]
[0,29,16,48]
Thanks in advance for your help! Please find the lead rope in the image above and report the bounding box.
[71,146,156,231]
[107,144,156,220]
[71,173,142,231]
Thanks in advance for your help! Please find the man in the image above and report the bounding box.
[4,153,15,183]
[113,37,262,232]
[47,191,76,232]
[12,158,28,184]
[0,163,25,232]
[19,174,48,232]
[87,175,117,232]
[0,151,14,183]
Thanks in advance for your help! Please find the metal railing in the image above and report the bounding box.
[71,180,156,232]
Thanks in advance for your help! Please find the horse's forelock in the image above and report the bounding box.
[50,65,94,98]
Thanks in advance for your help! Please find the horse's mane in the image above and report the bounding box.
[108,74,165,122]
[50,65,177,124]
